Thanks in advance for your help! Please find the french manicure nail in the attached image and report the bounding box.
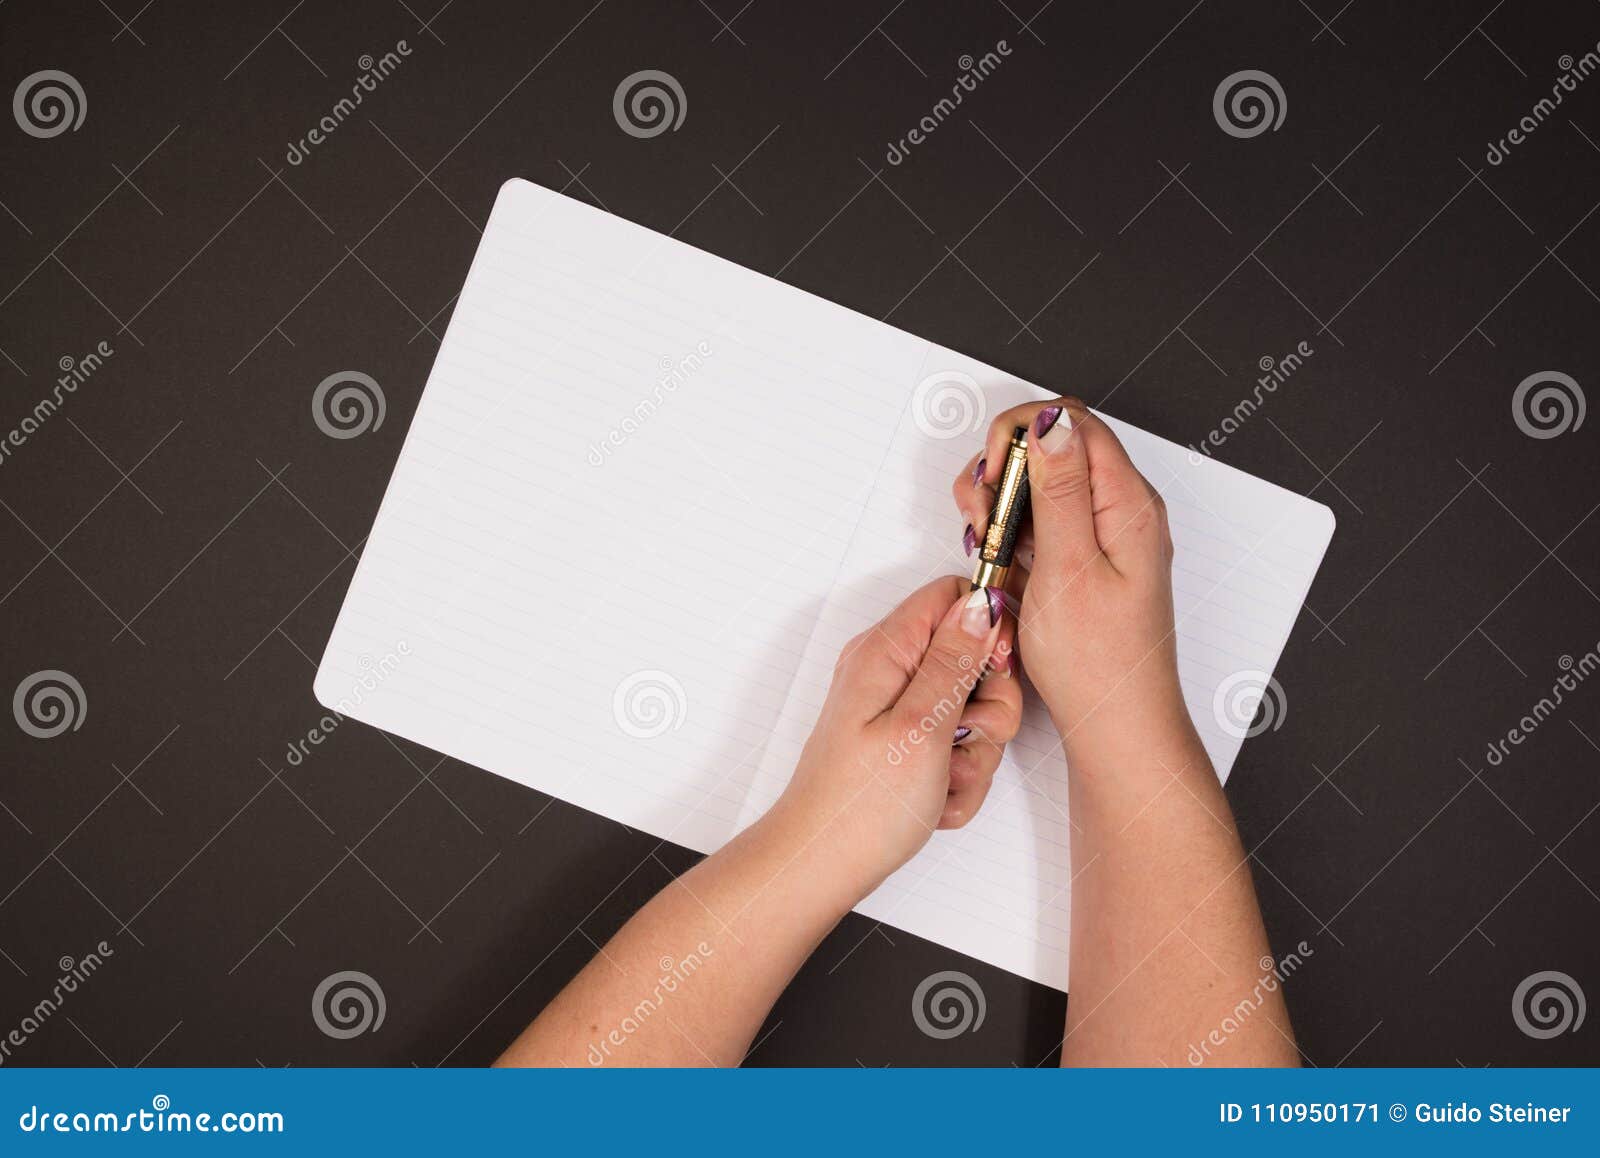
[960,589,991,636]
[953,725,972,745]
[983,586,1004,627]
[1036,405,1074,453]
[963,523,977,556]
[971,458,986,487]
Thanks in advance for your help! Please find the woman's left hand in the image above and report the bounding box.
[767,576,1023,896]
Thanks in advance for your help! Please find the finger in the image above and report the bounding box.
[833,576,968,718]
[1027,400,1104,578]
[952,452,996,561]
[941,744,1000,829]
[892,587,1005,744]
[1072,411,1169,574]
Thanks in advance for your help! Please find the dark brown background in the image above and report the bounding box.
[1,0,1597,1066]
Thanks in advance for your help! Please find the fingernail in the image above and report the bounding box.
[963,523,977,556]
[971,458,986,487]
[960,589,992,636]
[982,587,1005,627]
[1035,405,1074,453]
[953,725,972,745]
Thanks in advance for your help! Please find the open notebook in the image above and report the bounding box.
[315,178,1335,991]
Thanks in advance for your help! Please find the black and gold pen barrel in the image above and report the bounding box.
[971,425,1030,591]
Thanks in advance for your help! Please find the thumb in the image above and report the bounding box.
[892,587,1003,746]
[1026,402,1099,575]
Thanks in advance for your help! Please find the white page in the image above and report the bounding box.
[317,179,1335,990]
[734,349,1335,990]
[315,178,924,854]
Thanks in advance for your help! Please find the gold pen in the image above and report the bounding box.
[971,425,1031,592]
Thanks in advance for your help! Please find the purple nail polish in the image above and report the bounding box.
[1034,406,1062,439]
[953,725,972,744]
[963,524,977,556]
[971,458,986,487]
[984,587,1004,626]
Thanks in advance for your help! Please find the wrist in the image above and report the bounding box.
[742,795,878,917]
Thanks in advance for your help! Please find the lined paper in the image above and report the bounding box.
[317,179,1335,991]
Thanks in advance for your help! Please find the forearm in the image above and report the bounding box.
[1059,708,1298,1066]
[496,800,858,1067]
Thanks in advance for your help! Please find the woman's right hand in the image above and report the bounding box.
[954,399,1192,763]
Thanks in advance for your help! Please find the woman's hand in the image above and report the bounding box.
[954,400,1189,762]
[498,578,1023,1068]
[770,576,1023,895]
